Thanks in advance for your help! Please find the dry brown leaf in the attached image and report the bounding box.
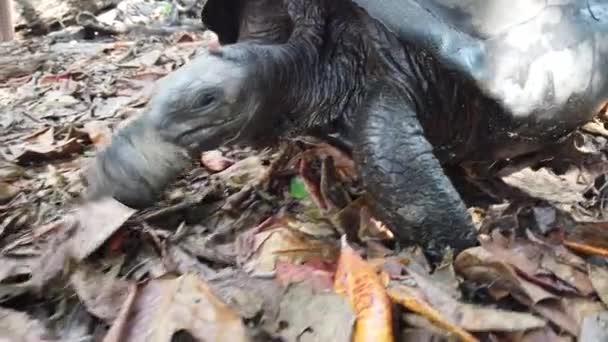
[318,155,351,211]
[29,224,74,290]
[103,282,138,342]
[201,150,235,172]
[518,327,573,342]
[589,264,608,306]
[582,120,608,137]
[216,155,269,187]
[163,243,216,278]
[563,222,608,258]
[70,264,133,324]
[404,271,547,333]
[209,270,283,321]
[0,182,19,204]
[104,273,248,342]
[400,328,460,342]
[69,197,137,261]
[275,259,336,292]
[454,246,557,304]
[334,237,393,342]
[298,159,328,211]
[0,256,37,284]
[121,50,162,68]
[243,226,338,274]
[502,167,587,204]
[531,297,606,336]
[291,141,356,181]
[563,240,608,258]
[480,231,594,295]
[15,138,85,165]
[272,282,355,342]
[331,196,369,240]
[330,196,394,241]
[82,121,113,148]
[24,126,55,145]
[387,285,477,342]
[580,311,608,342]
[0,307,56,341]
[0,159,25,182]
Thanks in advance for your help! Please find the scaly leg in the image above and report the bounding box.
[353,83,477,260]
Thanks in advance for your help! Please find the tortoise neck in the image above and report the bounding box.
[256,12,370,137]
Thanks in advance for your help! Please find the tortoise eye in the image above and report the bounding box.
[197,93,217,109]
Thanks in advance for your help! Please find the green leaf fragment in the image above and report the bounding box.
[289,177,309,200]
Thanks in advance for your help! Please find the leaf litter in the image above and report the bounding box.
[1,1,608,341]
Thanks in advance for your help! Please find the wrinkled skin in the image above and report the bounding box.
[86,0,608,260]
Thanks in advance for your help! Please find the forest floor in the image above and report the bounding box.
[1,1,608,341]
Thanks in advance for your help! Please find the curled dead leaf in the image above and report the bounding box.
[334,237,393,342]
[105,273,248,342]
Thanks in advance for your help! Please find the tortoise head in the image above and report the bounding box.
[147,44,271,150]
[85,42,280,208]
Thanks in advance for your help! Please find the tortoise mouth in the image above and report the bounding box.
[174,115,244,151]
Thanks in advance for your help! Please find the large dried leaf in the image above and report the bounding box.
[456,243,603,336]
[531,297,605,336]
[334,237,393,342]
[105,273,248,342]
[69,197,136,261]
[454,247,557,304]
[243,226,338,274]
[271,283,355,342]
[0,307,55,341]
[275,259,336,292]
[502,167,587,204]
[480,231,594,295]
[70,264,133,324]
[15,138,85,165]
[388,285,478,342]
[589,264,608,306]
[402,271,547,333]
[0,182,19,204]
[580,311,608,342]
[209,270,283,321]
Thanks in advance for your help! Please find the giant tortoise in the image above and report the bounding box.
[84,0,608,259]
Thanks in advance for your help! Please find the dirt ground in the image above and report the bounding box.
[1,1,608,341]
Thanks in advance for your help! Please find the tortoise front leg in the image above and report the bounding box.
[353,83,477,261]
